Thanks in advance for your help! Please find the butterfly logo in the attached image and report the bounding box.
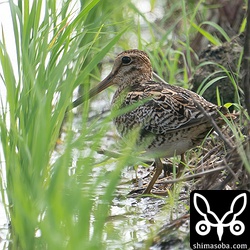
[193,193,247,241]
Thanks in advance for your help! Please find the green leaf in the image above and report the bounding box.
[201,21,230,42]
[190,21,221,45]
[198,75,227,96]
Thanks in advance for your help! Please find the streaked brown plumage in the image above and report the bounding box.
[73,49,227,194]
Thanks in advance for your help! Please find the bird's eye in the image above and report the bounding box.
[122,56,132,65]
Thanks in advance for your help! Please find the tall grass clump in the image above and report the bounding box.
[0,0,132,249]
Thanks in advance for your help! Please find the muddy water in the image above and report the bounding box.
[105,173,189,249]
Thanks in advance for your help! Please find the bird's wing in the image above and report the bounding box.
[126,82,222,135]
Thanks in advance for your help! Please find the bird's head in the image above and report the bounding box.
[70,49,153,109]
[89,49,153,96]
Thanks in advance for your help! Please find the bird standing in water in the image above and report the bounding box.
[72,49,227,194]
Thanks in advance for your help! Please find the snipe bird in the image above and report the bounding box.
[72,49,227,194]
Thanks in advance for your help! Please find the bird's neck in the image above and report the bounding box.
[114,74,149,95]
[111,77,152,112]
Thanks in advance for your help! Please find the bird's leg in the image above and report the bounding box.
[176,153,185,178]
[143,158,163,194]
[163,159,173,177]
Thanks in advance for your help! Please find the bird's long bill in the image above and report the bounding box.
[89,72,114,98]
[70,72,114,110]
